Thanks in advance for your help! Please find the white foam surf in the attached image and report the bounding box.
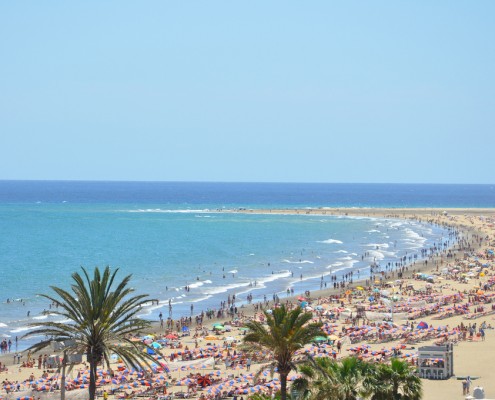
[318,239,343,244]
[282,260,314,264]
[364,243,390,248]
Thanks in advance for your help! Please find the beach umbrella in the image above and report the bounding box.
[151,342,162,349]
[213,325,225,331]
[197,375,212,387]
[312,336,328,343]
[165,333,178,339]
[356,286,364,290]
[417,321,428,330]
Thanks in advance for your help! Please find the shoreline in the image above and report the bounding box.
[147,207,492,327]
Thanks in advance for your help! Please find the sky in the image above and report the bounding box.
[0,2,494,184]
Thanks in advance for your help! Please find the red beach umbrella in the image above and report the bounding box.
[197,375,212,387]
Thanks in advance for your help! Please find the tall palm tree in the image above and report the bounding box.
[23,266,157,400]
[368,358,422,400]
[242,305,324,400]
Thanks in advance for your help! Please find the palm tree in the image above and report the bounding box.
[242,305,324,400]
[292,356,340,399]
[23,266,157,400]
[368,358,422,400]
[294,356,372,400]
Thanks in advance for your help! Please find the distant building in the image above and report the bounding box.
[418,343,454,379]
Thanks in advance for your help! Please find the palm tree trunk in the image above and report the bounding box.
[89,352,97,400]
[61,350,67,400]
[280,372,288,400]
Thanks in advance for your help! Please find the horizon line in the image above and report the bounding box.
[0,179,493,186]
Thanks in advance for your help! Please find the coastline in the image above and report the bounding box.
[1,207,494,400]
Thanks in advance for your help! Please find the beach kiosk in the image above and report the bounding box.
[418,343,454,380]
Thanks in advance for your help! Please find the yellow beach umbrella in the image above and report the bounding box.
[356,286,364,290]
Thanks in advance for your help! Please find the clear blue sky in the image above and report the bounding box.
[1,2,493,183]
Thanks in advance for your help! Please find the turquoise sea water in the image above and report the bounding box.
[0,181,493,349]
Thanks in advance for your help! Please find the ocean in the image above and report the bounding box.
[0,181,493,350]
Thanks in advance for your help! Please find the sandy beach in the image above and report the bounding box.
[1,207,494,400]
